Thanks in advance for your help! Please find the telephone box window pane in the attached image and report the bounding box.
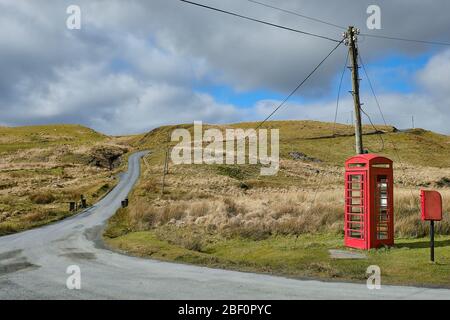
[351,207,363,214]
[377,175,390,240]
[351,183,362,190]
[349,163,366,168]
[349,231,362,239]
[372,164,390,169]
[349,215,362,222]
[348,222,363,230]
[351,190,361,197]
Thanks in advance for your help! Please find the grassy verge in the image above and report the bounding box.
[103,120,449,287]
[0,124,138,236]
[0,178,118,236]
[104,224,450,288]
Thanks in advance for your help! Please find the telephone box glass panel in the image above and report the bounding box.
[346,174,365,240]
[376,175,389,240]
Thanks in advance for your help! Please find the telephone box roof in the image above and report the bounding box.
[345,153,393,165]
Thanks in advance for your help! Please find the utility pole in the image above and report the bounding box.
[345,26,364,155]
[161,131,170,196]
[163,148,169,175]
[164,131,170,175]
[161,161,167,196]
[412,115,415,129]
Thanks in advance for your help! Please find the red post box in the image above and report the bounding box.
[344,154,394,250]
[420,190,443,262]
[420,190,443,222]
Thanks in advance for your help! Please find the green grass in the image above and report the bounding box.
[103,120,450,287]
[0,177,117,236]
[230,121,450,166]
[134,121,450,167]
[105,226,450,288]
[3,121,445,286]
[0,124,132,236]
[0,124,107,153]
[0,209,75,235]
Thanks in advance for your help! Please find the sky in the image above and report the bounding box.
[0,0,449,135]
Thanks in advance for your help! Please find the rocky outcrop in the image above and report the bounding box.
[288,151,322,163]
[88,145,129,170]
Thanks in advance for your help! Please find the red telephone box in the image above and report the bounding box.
[344,154,394,250]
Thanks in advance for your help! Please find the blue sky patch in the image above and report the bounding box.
[198,51,435,110]
[196,85,306,108]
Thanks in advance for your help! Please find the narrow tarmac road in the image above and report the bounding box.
[1,151,449,299]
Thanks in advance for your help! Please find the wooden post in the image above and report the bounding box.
[164,131,170,175]
[430,220,435,262]
[161,131,171,195]
[80,195,87,208]
[346,26,364,155]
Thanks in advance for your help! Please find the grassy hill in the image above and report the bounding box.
[2,121,450,287]
[134,121,450,168]
[0,124,134,235]
[0,124,107,153]
[105,120,450,288]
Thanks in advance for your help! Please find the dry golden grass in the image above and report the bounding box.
[29,192,56,204]
[135,121,450,167]
[124,121,450,239]
[102,121,450,287]
[126,189,450,239]
[0,125,133,235]
[120,150,450,240]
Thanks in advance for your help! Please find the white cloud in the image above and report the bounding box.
[417,50,450,97]
[4,61,246,135]
[0,0,449,135]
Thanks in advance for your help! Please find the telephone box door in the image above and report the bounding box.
[372,172,394,247]
[345,171,367,249]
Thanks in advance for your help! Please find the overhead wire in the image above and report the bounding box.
[359,106,385,153]
[246,0,346,30]
[179,0,341,43]
[360,33,450,47]
[241,0,450,47]
[255,39,344,129]
[179,0,432,210]
[358,49,421,208]
[333,50,350,134]
[309,49,349,207]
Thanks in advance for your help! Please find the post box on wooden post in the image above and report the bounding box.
[421,190,443,262]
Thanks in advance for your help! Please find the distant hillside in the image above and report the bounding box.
[134,121,450,168]
[0,124,107,153]
[1,121,448,236]
[0,124,132,236]
[105,120,449,283]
